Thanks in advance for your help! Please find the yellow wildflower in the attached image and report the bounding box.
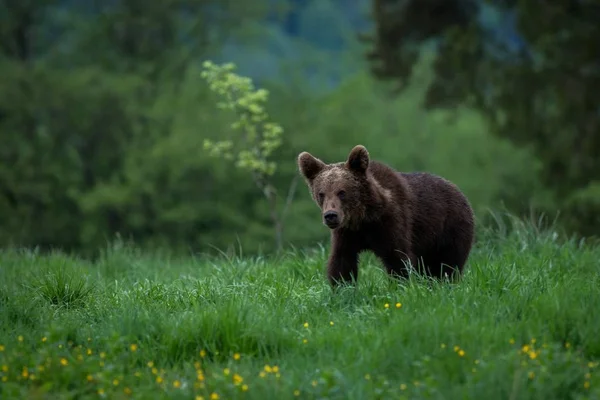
[130,344,138,352]
[259,371,266,378]
[200,349,207,358]
[147,361,154,368]
[233,374,243,385]
[241,384,248,391]
[223,368,230,376]
[294,389,301,396]
[87,375,94,382]
[42,337,47,342]
[124,387,132,395]
[303,322,309,328]
[233,353,241,360]
[156,376,163,384]
[60,358,68,366]
[173,380,181,388]
[113,379,119,386]
[210,393,219,400]
[17,336,23,342]
[384,303,390,308]
[0,345,4,352]
[396,302,402,308]
[458,350,465,357]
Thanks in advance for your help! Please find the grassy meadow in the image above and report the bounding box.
[1,217,599,400]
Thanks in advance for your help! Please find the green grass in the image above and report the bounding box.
[1,218,599,400]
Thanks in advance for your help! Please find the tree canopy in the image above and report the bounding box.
[364,0,600,236]
[0,0,587,256]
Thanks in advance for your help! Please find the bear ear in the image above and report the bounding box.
[298,151,326,181]
[346,145,369,173]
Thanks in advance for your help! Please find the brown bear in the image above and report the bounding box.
[297,144,475,286]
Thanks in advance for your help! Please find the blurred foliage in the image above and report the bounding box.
[363,0,600,237]
[0,0,579,256]
[201,61,293,252]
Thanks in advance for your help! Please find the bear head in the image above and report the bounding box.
[297,145,371,230]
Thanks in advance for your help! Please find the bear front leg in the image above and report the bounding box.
[326,233,360,287]
[378,245,415,280]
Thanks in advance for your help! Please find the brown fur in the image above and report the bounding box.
[297,145,475,286]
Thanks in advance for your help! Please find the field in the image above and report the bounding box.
[1,218,599,400]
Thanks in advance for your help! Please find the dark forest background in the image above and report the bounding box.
[1,0,599,257]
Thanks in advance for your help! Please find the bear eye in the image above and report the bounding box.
[337,190,346,199]
[318,192,325,202]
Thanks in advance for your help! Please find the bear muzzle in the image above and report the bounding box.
[323,210,340,229]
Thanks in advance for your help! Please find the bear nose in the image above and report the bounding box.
[323,211,339,225]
